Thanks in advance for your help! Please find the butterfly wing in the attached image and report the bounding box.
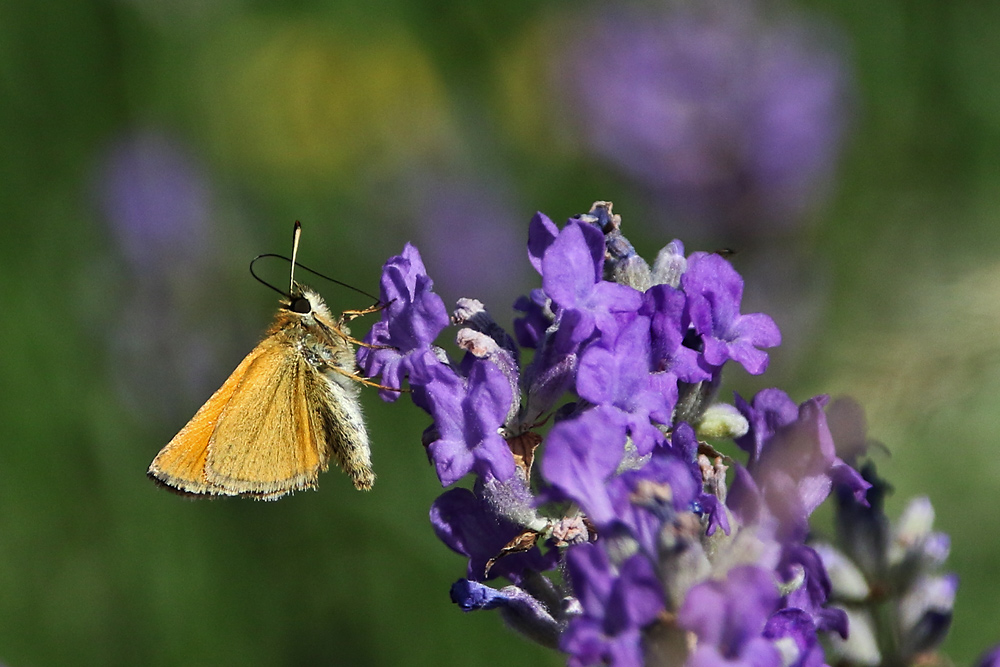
[147,341,273,496]
[204,336,330,500]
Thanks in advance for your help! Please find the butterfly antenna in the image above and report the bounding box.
[290,221,303,294]
[249,224,380,304]
[250,256,292,299]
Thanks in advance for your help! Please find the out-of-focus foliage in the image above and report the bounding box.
[1,0,999,664]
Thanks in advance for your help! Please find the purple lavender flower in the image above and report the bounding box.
[562,543,665,667]
[527,211,561,275]
[450,579,562,648]
[516,214,646,424]
[682,252,781,375]
[359,243,450,401]
[762,609,824,667]
[431,485,552,583]
[642,283,707,382]
[777,544,848,638]
[678,565,783,667]
[360,202,972,667]
[512,288,551,349]
[541,406,629,528]
[541,220,643,348]
[612,444,704,555]
[729,390,870,542]
[419,355,517,486]
[576,316,675,456]
[734,388,800,462]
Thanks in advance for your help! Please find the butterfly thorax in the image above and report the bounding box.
[269,286,356,375]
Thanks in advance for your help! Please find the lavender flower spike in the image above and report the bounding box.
[359,202,979,667]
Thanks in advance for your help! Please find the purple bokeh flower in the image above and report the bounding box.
[94,129,233,420]
[390,171,528,308]
[552,2,850,234]
[97,129,214,269]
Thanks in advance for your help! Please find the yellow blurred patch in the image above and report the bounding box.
[200,19,454,186]
[490,10,580,160]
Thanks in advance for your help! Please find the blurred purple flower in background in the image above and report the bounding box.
[360,201,974,665]
[552,1,851,238]
[383,170,529,309]
[94,129,233,420]
[98,129,215,271]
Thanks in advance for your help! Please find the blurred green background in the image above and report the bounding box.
[2,0,999,665]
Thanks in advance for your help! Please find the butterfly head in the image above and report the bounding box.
[282,285,337,325]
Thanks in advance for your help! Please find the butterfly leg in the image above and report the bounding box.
[327,364,408,393]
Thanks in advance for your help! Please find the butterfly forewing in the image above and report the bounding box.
[148,343,270,496]
[205,336,330,499]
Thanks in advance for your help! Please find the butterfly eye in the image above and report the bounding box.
[290,297,312,314]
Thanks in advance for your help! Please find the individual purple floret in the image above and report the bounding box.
[450,579,562,648]
[642,284,707,382]
[682,252,781,375]
[358,243,450,401]
[359,202,969,667]
[729,390,870,542]
[541,405,630,528]
[431,485,552,584]
[541,219,643,349]
[762,609,824,667]
[575,316,676,456]
[562,543,666,667]
[678,565,784,667]
[418,355,517,486]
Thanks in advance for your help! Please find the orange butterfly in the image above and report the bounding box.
[149,223,389,500]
